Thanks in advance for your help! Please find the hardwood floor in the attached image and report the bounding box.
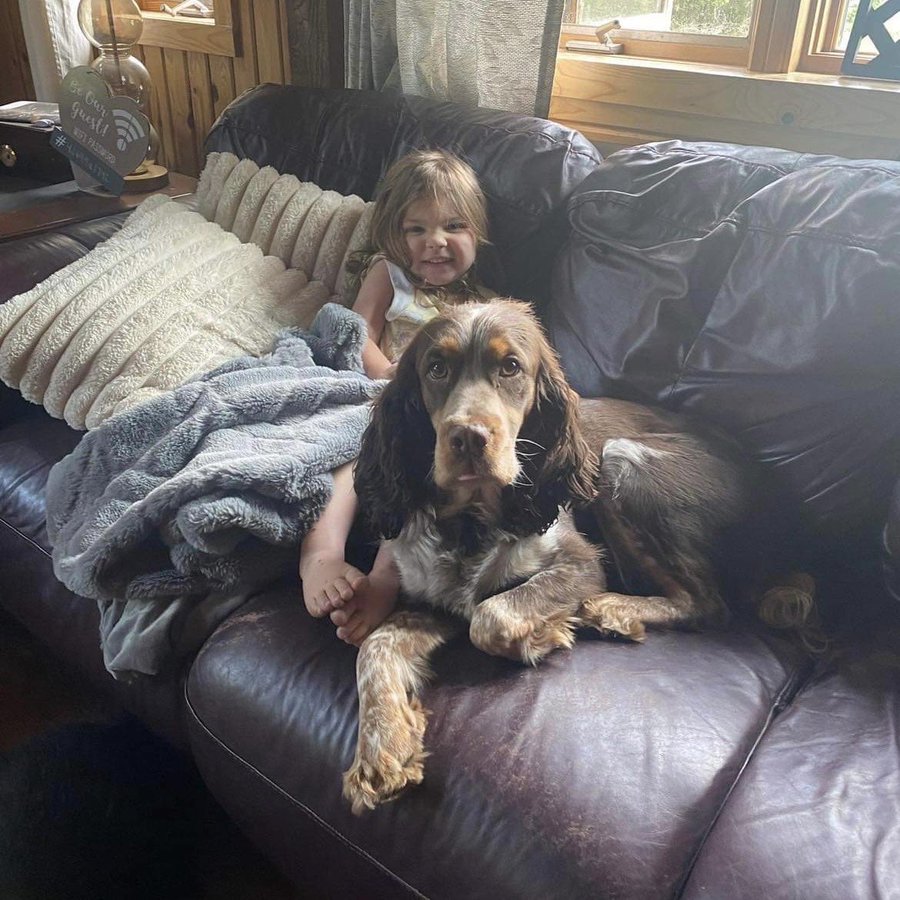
[0,608,301,899]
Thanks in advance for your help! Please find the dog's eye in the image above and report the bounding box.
[499,356,521,377]
[427,358,448,379]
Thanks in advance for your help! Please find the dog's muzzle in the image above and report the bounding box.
[448,422,490,461]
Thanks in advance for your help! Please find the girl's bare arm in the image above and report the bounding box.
[353,260,396,379]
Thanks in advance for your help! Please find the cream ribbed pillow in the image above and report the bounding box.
[195,151,374,301]
[0,155,376,430]
[0,194,327,430]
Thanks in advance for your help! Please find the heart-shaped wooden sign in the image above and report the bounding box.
[56,66,150,193]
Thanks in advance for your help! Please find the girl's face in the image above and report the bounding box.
[401,198,477,286]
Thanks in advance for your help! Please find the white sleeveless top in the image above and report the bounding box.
[377,258,494,362]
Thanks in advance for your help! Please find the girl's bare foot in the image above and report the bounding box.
[301,553,366,618]
[330,566,398,645]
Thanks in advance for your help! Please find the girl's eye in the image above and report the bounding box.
[499,356,521,377]
[447,221,468,232]
[427,358,448,379]
[404,225,424,235]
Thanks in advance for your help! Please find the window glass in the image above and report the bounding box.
[572,0,753,38]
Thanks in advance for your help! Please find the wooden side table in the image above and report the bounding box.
[0,172,197,242]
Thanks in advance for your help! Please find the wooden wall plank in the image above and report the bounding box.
[278,0,293,83]
[0,1,35,103]
[552,52,900,159]
[141,44,175,170]
[208,54,237,120]
[551,95,900,159]
[187,52,216,167]
[254,0,286,85]
[286,0,344,88]
[232,0,260,95]
[162,47,200,176]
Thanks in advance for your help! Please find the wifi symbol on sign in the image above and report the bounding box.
[112,109,144,151]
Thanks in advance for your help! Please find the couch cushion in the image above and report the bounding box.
[550,142,900,553]
[186,584,811,899]
[205,84,602,306]
[549,141,828,402]
[682,630,900,899]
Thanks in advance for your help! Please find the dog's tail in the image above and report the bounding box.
[757,572,828,655]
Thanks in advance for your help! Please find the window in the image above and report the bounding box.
[562,0,878,71]
[562,0,752,65]
[136,0,215,16]
[799,0,876,73]
[573,0,752,37]
[134,0,234,56]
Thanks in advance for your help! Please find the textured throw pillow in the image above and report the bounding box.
[195,151,374,301]
[0,155,375,431]
[0,194,324,430]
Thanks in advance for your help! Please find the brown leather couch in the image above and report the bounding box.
[1,84,898,899]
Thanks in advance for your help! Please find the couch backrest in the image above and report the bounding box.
[549,140,900,554]
[205,84,602,307]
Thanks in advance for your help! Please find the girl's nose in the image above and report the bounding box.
[427,229,448,248]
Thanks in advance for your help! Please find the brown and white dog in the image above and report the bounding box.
[342,299,814,814]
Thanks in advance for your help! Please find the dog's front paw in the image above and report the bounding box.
[342,695,428,815]
[470,598,576,665]
[579,593,647,642]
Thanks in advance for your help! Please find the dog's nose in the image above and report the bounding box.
[448,423,489,459]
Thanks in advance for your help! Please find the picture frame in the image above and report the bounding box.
[841,0,900,81]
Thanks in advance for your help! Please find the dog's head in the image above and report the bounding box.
[354,299,597,539]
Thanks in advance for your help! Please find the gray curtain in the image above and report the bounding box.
[344,0,565,118]
[19,0,90,101]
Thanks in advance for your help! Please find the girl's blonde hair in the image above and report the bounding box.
[349,149,489,295]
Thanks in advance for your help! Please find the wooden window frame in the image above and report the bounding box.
[135,0,236,57]
[562,0,876,74]
[796,0,874,75]
[561,0,752,66]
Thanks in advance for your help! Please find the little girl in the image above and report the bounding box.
[299,149,495,645]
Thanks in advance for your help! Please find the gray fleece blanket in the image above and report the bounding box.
[45,304,383,680]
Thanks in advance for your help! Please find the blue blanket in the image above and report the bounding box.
[45,304,383,680]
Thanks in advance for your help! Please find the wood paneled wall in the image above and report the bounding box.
[0,2,36,104]
[135,0,341,178]
[551,52,900,161]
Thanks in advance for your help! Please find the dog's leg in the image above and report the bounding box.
[470,533,604,665]
[343,609,462,815]
[582,511,725,639]
[578,586,718,642]
[581,436,730,639]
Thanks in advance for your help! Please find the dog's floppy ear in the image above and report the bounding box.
[354,340,435,539]
[504,341,597,534]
